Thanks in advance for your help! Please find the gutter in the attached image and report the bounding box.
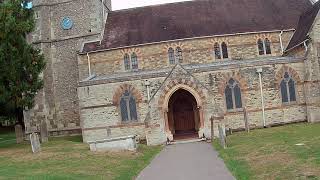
[284,39,309,53]
[279,31,284,54]
[80,29,295,55]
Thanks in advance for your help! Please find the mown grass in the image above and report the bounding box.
[0,133,163,180]
[213,123,320,180]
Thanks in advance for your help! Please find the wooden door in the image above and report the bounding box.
[173,100,195,133]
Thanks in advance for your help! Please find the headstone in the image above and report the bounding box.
[30,133,41,153]
[244,108,250,133]
[15,124,24,144]
[40,121,48,143]
[218,124,227,149]
[210,118,214,141]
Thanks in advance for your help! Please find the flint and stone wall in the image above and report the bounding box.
[79,56,308,145]
[24,0,111,135]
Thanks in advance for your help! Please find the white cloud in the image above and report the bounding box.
[112,0,191,10]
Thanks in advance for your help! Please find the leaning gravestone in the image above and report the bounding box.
[218,124,227,149]
[15,124,24,144]
[30,133,41,153]
[40,121,48,143]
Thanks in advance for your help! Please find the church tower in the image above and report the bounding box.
[24,0,112,135]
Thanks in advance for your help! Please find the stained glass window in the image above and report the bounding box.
[168,47,175,64]
[225,78,242,110]
[280,72,297,104]
[225,86,233,110]
[257,39,264,55]
[221,42,229,59]
[265,38,272,54]
[214,42,221,59]
[120,90,138,122]
[131,52,138,70]
[176,47,183,63]
[124,53,130,70]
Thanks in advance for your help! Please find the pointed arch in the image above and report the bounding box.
[224,78,242,110]
[113,84,143,106]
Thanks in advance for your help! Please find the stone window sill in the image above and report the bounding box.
[226,108,244,114]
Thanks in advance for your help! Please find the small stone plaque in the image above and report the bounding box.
[15,124,24,144]
[30,133,41,153]
[40,121,48,143]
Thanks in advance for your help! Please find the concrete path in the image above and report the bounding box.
[136,142,235,180]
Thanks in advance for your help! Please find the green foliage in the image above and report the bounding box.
[0,0,45,120]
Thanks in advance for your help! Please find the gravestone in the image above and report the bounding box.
[15,124,24,144]
[243,108,250,133]
[30,133,41,153]
[40,121,48,143]
[218,124,227,149]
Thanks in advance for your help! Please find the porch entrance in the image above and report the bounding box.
[168,89,200,140]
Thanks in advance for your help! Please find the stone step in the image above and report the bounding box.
[168,138,206,145]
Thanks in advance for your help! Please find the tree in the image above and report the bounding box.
[0,0,46,128]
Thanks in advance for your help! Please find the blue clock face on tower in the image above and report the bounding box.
[61,17,73,30]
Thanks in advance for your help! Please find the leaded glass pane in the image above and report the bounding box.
[221,42,229,59]
[284,72,290,79]
[225,86,233,110]
[129,96,138,121]
[214,43,221,59]
[176,47,183,63]
[131,53,138,69]
[124,54,130,70]
[258,39,264,55]
[228,78,235,86]
[168,47,175,64]
[234,85,242,108]
[120,97,129,121]
[288,79,296,102]
[265,38,272,54]
[280,80,288,103]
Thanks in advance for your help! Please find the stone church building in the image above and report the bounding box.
[25,0,320,145]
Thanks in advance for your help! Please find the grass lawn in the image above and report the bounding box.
[0,133,163,180]
[213,123,320,180]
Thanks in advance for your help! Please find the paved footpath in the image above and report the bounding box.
[136,142,235,180]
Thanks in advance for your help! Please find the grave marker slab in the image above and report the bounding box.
[15,124,24,144]
[218,125,227,149]
[40,121,48,143]
[30,133,41,153]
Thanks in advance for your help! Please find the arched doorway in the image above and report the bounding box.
[168,89,200,140]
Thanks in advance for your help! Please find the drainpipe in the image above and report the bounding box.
[303,41,308,52]
[144,80,151,101]
[87,53,92,77]
[256,68,266,127]
[279,31,284,54]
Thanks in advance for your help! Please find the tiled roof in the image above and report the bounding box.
[286,1,320,51]
[83,0,312,53]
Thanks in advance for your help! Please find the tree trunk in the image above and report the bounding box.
[15,107,24,130]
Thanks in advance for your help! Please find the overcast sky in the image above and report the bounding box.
[112,0,191,10]
[112,0,319,10]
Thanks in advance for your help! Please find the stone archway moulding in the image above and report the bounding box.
[275,65,301,87]
[157,79,206,140]
[112,84,143,106]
